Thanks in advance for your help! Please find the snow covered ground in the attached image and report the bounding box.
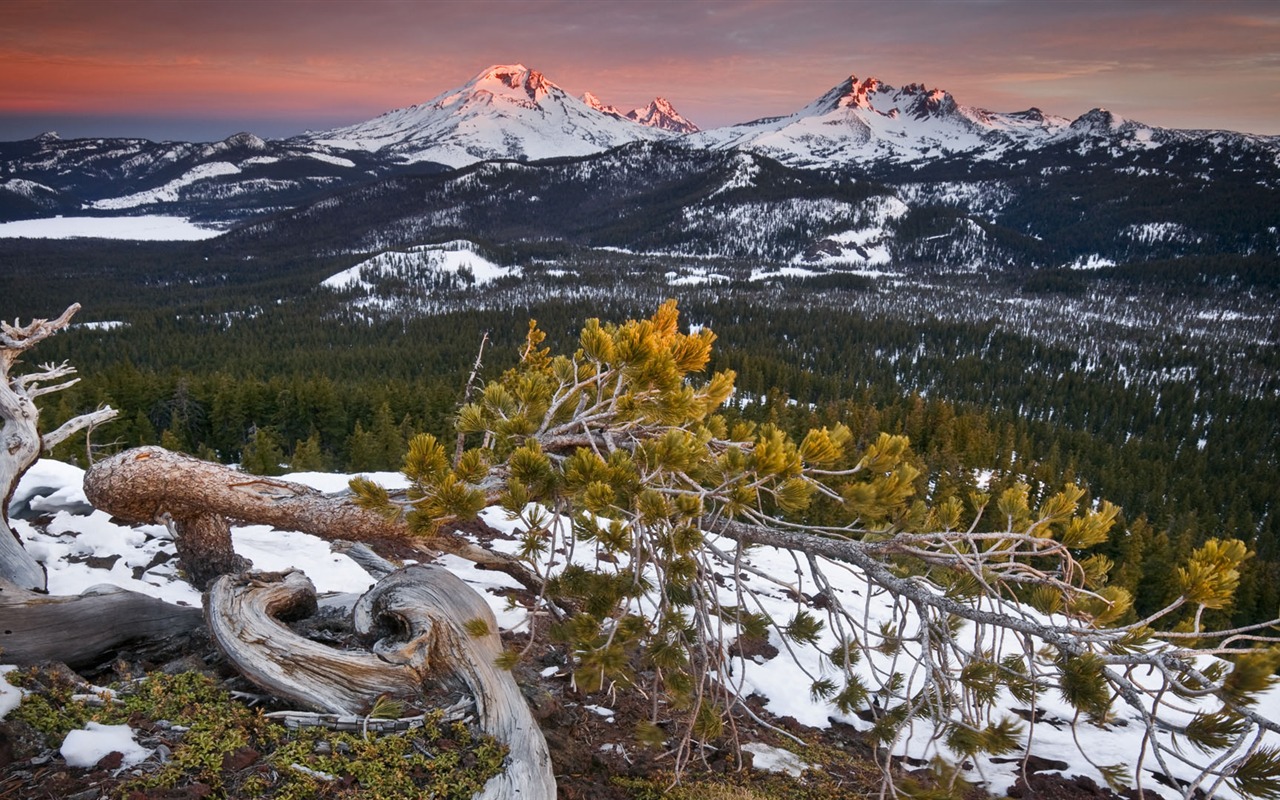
[0,215,223,241]
[4,459,1277,797]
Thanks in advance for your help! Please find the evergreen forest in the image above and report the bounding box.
[2,232,1278,632]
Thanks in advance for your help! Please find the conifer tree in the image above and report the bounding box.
[345,420,379,472]
[240,426,285,476]
[355,301,1280,796]
[289,430,328,472]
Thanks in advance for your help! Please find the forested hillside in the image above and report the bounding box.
[3,230,1277,630]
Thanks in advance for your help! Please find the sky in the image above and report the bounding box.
[2,0,1278,143]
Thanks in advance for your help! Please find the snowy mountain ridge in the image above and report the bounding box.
[3,62,1278,235]
[582,92,700,133]
[686,72,1178,168]
[294,64,674,168]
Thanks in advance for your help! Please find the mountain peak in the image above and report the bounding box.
[582,91,626,118]
[626,97,700,133]
[221,131,267,150]
[296,63,673,169]
[834,75,882,110]
[469,64,553,103]
[1071,107,1125,132]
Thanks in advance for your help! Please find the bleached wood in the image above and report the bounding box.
[0,578,202,666]
[206,566,555,800]
[205,569,413,714]
[353,564,556,800]
[2,303,118,592]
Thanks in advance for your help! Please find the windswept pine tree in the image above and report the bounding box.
[349,301,1280,795]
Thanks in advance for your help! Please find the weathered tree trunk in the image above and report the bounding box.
[168,513,251,589]
[84,446,539,590]
[0,522,43,594]
[0,578,203,667]
[2,303,118,592]
[207,566,555,800]
[354,565,556,800]
[206,570,421,713]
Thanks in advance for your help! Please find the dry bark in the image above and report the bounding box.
[0,578,202,667]
[84,446,539,590]
[207,566,555,800]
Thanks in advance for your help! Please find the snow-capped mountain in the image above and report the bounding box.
[582,93,699,133]
[581,91,626,118]
[688,74,1075,167]
[685,72,1280,171]
[626,98,699,133]
[3,61,1278,253]
[295,64,673,168]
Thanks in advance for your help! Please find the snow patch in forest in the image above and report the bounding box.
[792,196,908,268]
[665,268,730,286]
[1068,254,1116,270]
[304,152,356,168]
[1,177,57,198]
[742,742,807,777]
[90,161,242,209]
[0,666,22,719]
[60,722,151,769]
[322,241,519,293]
[73,320,128,331]
[1122,222,1199,246]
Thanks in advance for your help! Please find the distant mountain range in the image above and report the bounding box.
[2,63,1278,274]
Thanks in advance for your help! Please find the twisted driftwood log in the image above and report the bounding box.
[207,566,555,800]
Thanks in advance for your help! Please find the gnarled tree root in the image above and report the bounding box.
[206,566,555,800]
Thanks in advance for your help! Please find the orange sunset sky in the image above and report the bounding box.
[2,0,1278,142]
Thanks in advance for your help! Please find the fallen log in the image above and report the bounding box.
[84,446,539,590]
[0,578,202,667]
[206,566,555,800]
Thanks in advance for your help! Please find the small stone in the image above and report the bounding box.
[84,554,121,571]
[95,750,124,770]
[222,746,260,771]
